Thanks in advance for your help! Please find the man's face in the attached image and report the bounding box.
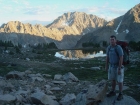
[110,37,116,46]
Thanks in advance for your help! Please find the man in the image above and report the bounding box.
[105,35,124,101]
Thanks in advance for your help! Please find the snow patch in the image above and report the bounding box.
[82,33,85,35]
[61,13,74,26]
[23,44,27,48]
[62,22,69,26]
[62,19,73,26]
[68,19,73,25]
[123,29,129,33]
[114,20,122,35]
[55,52,78,60]
[125,29,129,33]
[87,28,90,31]
[34,43,38,46]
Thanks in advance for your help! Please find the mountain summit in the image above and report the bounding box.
[0,12,107,49]
[47,12,107,35]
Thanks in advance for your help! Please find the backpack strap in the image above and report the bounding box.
[108,45,119,65]
[114,45,119,58]
[108,45,119,58]
[107,45,111,56]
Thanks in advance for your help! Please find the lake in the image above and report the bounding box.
[55,50,106,60]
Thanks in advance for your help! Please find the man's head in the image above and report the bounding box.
[110,35,117,46]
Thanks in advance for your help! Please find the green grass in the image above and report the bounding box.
[32,58,107,81]
[123,63,140,102]
[0,52,140,102]
[0,65,28,76]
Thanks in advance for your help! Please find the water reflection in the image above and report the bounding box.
[55,50,106,60]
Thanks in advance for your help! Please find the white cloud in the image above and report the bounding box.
[0,0,136,25]
[87,6,127,15]
[96,14,115,21]
[2,5,13,11]
[87,7,100,13]
[23,6,51,15]
[10,0,29,5]
[22,0,29,6]
[109,8,127,14]
[11,0,19,4]
[0,0,2,4]
[66,6,127,21]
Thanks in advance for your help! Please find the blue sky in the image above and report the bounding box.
[0,0,139,25]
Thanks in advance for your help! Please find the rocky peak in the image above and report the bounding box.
[0,21,35,33]
[124,3,140,23]
[47,12,107,30]
[0,12,109,49]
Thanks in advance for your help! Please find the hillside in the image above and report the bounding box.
[75,3,140,48]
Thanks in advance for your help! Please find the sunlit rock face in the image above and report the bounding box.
[0,12,107,49]
[55,50,106,59]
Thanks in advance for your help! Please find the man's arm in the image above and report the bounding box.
[118,56,123,74]
[105,46,109,71]
[105,56,109,71]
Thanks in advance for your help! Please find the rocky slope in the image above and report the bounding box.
[1,70,138,105]
[75,3,140,48]
[0,50,140,105]
[0,12,107,49]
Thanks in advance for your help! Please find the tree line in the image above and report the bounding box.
[31,42,57,49]
[0,40,58,54]
[82,41,140,51]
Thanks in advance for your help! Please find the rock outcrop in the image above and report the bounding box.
[0,70,139,105]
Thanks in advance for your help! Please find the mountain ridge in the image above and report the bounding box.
[0,12,107,49]
[75,3,140,48]
[0,3,140,49]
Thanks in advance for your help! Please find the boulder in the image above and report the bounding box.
[45,85,51,90]
[26,58,30,61]
[54,74,63,80]
[31,92,59,105]
[0,76,3,79]
[0,94,16,103]
[86,80,108,103]
[25,70,32,74]
[0,80,6,87]
[28,73,45,82]
[50,87,62,91]
[43,74,52,77]
[6,71,25,79]
[63,72,79,82]
[16,89,29,96]
[60,93,76,105]
[72,92,87,105]
[31,76,44,82]
[99,95,140,105]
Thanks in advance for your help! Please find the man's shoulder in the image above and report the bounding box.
[116,45,122,50]
[116,45,121,47]
[107,45,111,49]
[115,45,123,54]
